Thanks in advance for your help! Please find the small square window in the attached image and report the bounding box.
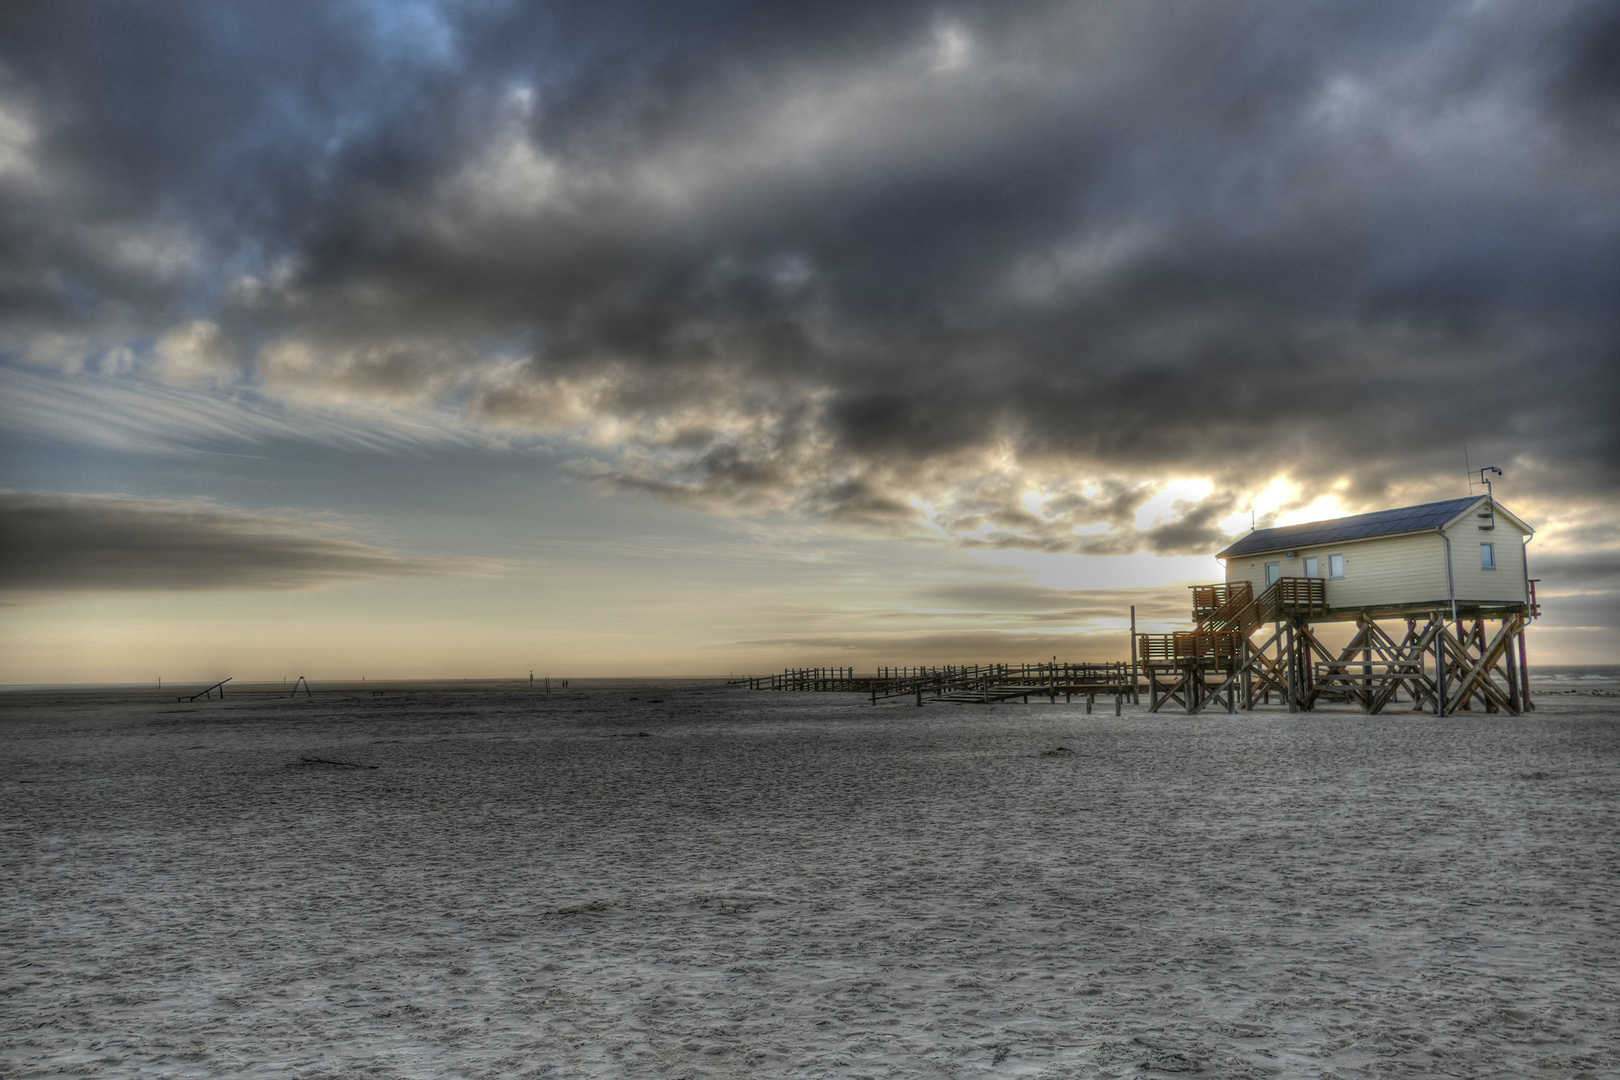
[1265,561,1281,586]
[1303,556,1319,578]
[1481,542,1495,571]
[1329,553,1345,580]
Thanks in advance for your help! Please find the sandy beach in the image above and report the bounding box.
[3,687,1617,1078]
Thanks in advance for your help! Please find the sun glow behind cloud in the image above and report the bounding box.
[1133,479,1214,531]
[1275,495,1348,528]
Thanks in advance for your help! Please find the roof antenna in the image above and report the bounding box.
[1464,445,1472,493]
[1250,509,1256,532]
[1478,465,1501,500]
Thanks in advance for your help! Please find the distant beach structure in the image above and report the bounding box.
[1139,492,1537,716]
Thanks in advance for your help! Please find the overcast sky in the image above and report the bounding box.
[2,0,1616,681]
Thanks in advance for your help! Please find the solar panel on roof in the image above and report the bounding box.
[1215,496,1486,558]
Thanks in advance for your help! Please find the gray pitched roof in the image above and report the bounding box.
[1217,496,1484,559]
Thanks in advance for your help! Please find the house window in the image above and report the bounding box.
[1329,553,1345,580]
[1265,561,1281,586]
[1303,556,1319,578]
[1481,542,1495,571]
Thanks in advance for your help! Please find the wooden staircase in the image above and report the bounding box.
[1193,578,1327,636]
[1139,578,1331,713]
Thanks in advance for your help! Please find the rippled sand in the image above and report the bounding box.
[3,688,1617,1078]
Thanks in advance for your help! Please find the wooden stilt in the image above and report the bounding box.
[1518,624,1533,711]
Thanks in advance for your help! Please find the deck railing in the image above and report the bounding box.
[1193,577,1326,634]
[1191,582,1247,621]
[1136,631,1244,669]
[1257,577,1328,621]
[1194,582,1256,632]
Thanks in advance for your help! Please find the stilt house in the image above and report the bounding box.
[1215,495,1534,618]
[1136,495,1537,717]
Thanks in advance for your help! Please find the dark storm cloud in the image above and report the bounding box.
[0,491,466,592]
[2,1,1617,553]
[1525,550,1620,633]
[1535,553,1620,595]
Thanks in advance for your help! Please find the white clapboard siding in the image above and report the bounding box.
[1446,522,1529,604]
[1321,532,1452,608]
[1225,532,1450,609]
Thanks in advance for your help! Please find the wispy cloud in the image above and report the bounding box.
[0,366,488,454]
[0,490,485,594]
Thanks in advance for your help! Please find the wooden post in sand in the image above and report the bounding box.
[1130,605,1139,705]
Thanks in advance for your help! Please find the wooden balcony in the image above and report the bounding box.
[1262,576,1327,619]
[1137,630,1244,670]
[1191,582,1248,621]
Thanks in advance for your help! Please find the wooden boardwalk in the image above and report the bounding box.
[734,662,1141,706]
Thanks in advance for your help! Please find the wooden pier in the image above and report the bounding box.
[736,662,1141,707]
[742,578,1535,719]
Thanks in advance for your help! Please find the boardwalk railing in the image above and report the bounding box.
[735,662,1141,705]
